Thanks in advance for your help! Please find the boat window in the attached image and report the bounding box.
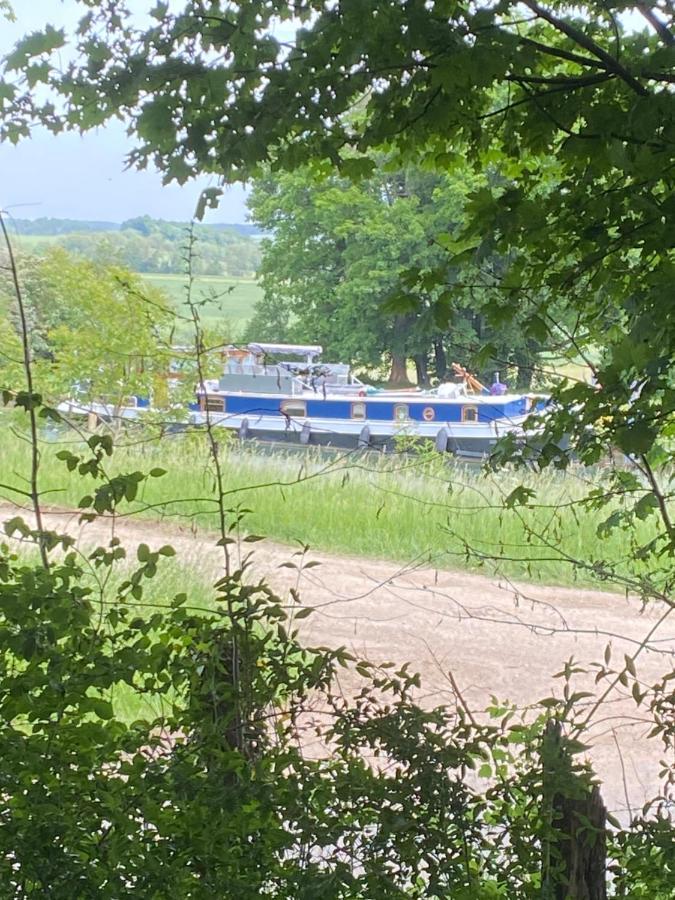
[280,400,307,418]
[462,405,478,423]
[394,404,409,422]
[204,394,225,413]
[351,402,366,420]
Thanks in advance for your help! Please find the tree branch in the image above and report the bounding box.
[518,35,606,70]
[636,2,675,46]
[522,0,648,95]
[0,211,49,569]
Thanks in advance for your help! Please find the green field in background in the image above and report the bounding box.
[142,273,262,338]
[6,233,263,337]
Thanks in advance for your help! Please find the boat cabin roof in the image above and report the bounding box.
[247,342,323,361]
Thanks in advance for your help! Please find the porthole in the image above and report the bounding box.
[351,402,367,420]
[462,405,478,423]
[394,404,409,422]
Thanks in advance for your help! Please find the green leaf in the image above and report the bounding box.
[195,188,222,221]
[90,699,114,720]
[5,25,65,69]
[137,543,150,562]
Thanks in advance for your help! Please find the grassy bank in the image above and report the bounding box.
[0,420,653,590]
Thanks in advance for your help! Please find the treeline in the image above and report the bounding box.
[11,217,120,234]
[13,216,262,277]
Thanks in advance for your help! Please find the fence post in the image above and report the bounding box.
[541,719,608,899]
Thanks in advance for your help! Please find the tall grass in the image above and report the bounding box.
[0,419,656,588]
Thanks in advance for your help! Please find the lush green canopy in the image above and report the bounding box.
[0,248,174,406]
[248,163,546,386]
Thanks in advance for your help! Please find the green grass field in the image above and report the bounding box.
[0,422,653,590]
[7,234,263,336]
[142,273,262,338]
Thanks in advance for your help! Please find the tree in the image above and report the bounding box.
[248,163,549,386]
[58,220,261,277]
[248,165,444,384]
[0,248,174,412]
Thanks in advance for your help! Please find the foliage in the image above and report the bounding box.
[11,216,261,278]
[0,415,670,897]
[0,247,174,408]
[248,164,547,386]
[10,217,120,235]
[10,217,260,240]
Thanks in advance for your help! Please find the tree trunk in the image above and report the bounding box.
[542,720,607,900]
[414,354,430,387]
[433,339,448,380]
[387,351,411,387]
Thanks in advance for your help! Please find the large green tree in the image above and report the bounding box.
[248,163,546,386]
[0,248,174,411]
[248,165,447,385]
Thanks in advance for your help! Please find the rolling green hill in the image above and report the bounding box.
[142,273,262,338]
[5,218,264,339]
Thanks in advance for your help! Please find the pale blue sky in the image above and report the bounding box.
[0,2,649,224]
[0,0,249,223]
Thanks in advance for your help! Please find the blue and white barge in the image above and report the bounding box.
[192,344,541,456]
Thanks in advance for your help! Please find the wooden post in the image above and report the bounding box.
[542,720,607,900]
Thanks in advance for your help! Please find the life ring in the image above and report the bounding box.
[358,390,366,398]
[423,406,435,422]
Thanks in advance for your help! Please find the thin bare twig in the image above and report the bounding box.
[0,211,49,568]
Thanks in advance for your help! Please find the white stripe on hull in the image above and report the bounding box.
[189,412,527,441]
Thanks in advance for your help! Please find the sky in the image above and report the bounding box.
[0,2,648,224]
[0,0,250,224]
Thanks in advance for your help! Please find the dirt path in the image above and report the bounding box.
[2,502,673,818]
